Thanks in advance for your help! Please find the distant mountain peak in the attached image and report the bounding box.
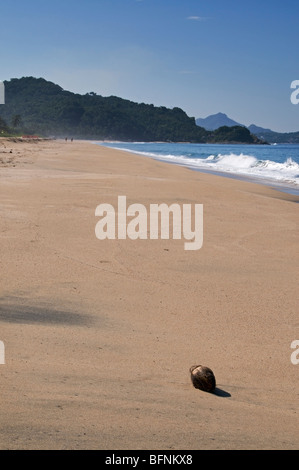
[196,113,243,131]
[213,112,228,117]
[195,112,299,143]
[248,124,274,134]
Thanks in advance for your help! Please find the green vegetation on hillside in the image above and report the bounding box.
[253,130,299,144]
[0,115,21,137]
[0,77,266,143]
[209,125,262,144]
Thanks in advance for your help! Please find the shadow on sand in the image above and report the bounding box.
[213,387,231,398]
[0,298,93,326]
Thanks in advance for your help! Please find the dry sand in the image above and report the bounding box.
[0,137,298,450]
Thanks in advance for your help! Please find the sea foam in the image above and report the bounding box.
[152,152,299,186]
[98,142,299,188]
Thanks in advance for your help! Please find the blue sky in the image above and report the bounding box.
[0,0,298,132]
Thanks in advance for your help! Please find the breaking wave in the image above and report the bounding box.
[97,142,299,188]
[136,152,299,186]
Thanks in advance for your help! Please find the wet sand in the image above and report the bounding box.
[0,138,298,449]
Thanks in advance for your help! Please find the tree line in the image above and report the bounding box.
[0,77,265,143]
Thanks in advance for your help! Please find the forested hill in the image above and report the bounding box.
[0,77,265,143]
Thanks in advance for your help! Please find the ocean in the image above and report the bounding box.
[96,142,299,196]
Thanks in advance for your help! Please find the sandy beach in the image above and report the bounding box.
[0,137,298,450]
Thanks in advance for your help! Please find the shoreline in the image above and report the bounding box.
[149,154,299,198]
[0,138,298,450]
[95,141,299,197]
